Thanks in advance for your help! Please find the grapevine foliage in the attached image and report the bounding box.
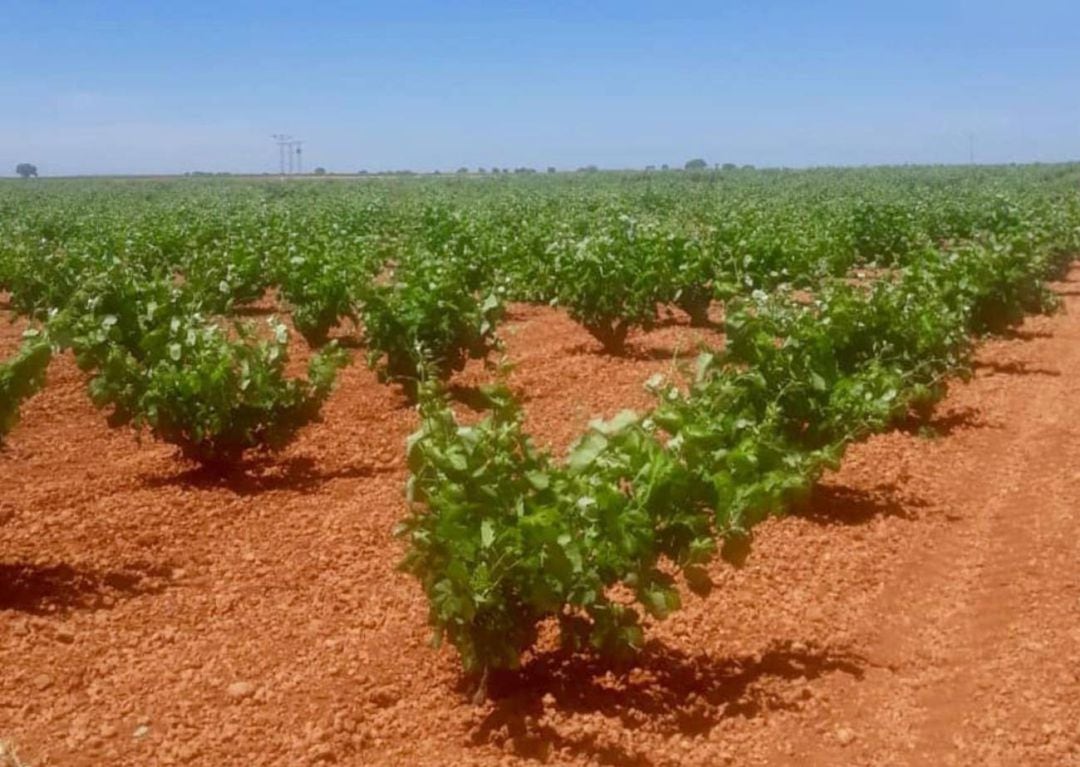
[400,381,713,673]
[401,230,1077,678]
[0,332,51,442]
[361,258,504,395]
[1,167,1079,676]
[50,272,349,465]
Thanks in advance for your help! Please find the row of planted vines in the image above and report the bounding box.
[2,165,1079,691]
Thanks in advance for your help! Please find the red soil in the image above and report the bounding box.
[453,302,726,453]
[2,280,1079,766]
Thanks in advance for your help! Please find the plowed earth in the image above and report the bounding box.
[2,277,1079,767]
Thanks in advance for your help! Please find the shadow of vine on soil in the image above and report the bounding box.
[794,483,926,527]
[139,454,389,496]
[999,327,1053,341]
[974,359,1061,377]
[470,639,866,766]
[0,561,172,615]
[896,405,991,437]
[564,340,702,364]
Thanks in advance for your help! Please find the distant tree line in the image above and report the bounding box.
[10,160,759,180]
[335,161,762,177]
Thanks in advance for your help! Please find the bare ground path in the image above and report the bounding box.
[2,276,1079,766]
[785,272,1080,765]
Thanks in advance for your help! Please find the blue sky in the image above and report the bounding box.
[3,1,1078,175]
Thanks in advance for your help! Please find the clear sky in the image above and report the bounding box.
[3,1,1078,176]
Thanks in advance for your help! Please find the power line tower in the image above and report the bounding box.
[271,134,293,176]
[271,134,305,175]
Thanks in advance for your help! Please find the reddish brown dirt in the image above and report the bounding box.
[454,302,726,453]
[3,278,1079,767]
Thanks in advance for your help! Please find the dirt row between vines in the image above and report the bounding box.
[2,279,1078,766]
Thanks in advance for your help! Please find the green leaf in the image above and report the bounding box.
[524,470,550,490]
[567,431,608,471]
[591,409,639,435]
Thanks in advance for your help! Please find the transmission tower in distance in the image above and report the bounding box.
[271,135,305,176]
[271,134,293,176]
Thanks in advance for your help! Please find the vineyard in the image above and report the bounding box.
[2,165,1080,765]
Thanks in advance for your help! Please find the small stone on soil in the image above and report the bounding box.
[32,673,53,691]
[227,681,256,700]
